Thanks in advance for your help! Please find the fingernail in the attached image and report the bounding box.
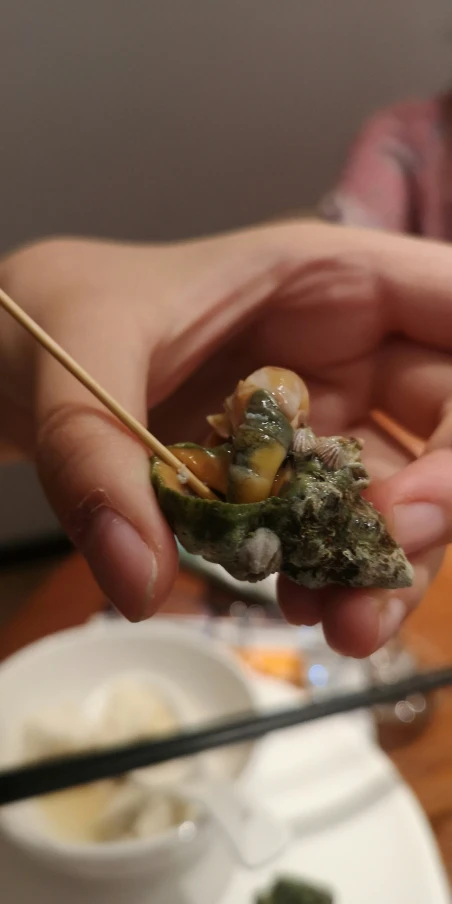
[392,502,447,555]
[81,508,157,621]
[377,596,407,647]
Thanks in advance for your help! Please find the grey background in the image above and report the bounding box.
[0,0,450,543]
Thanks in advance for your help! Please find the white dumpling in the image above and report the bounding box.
[23,705,90,761]
[94,781,146,842]
[92,677,179,748]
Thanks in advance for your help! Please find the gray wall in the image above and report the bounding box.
[0,0,451,544]
[0,0,451,253]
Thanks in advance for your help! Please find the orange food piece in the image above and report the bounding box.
[235,646,305,687]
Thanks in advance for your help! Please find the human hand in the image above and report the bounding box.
[1,220,451,657]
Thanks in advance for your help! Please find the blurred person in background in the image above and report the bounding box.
[319,91,452,239]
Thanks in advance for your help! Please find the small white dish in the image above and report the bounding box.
[0,619,260,883]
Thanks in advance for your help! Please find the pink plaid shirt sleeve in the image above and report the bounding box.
[318,97,447,239]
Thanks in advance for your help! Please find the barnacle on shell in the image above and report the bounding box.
[314,437,347,470]
[292,427,317,455]
[151,367,413,590]
[347,462,371,490]
[237,527,282,582]
[307,436,371,490]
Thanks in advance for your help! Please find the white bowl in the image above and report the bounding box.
[0,619,259,886]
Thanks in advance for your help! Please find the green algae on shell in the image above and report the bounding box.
[151,444,413,590]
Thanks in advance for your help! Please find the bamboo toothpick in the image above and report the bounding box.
[0,287,217,501]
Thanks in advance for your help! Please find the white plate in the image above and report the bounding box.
[0,677,449,904]
[221,678,451,903]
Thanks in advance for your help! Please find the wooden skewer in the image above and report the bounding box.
[0,287,217,501]
[371,410,424,459]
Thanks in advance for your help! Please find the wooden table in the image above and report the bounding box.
[2,548,452,883]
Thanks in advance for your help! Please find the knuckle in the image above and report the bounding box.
[0,237,86,307]
[1,236,73,276]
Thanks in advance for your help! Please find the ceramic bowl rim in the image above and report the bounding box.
[0,618,260,866]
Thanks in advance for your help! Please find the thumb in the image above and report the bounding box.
[370,449,452,556]
[34,316,178,621]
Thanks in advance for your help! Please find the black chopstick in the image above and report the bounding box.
[1,666,451,807]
